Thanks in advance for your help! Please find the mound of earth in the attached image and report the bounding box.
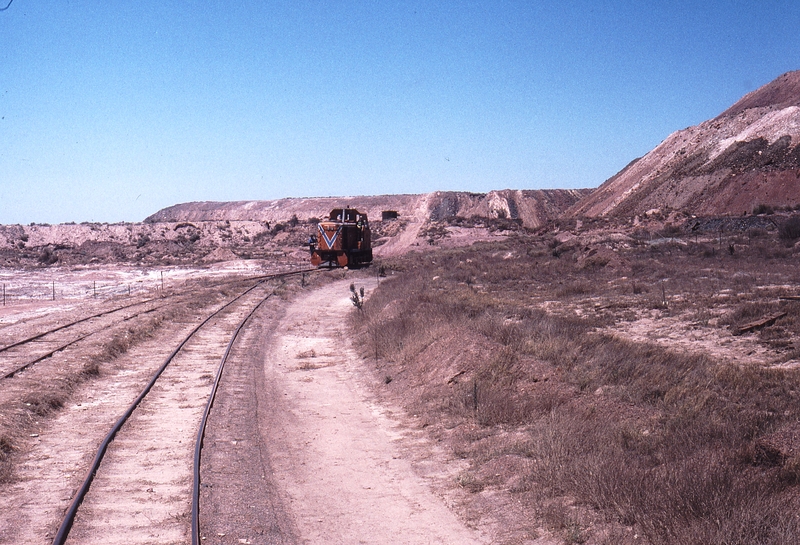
[1,190,590,269]
[570,70,800,218]
[0,220,305,269]
[145,189,590,230]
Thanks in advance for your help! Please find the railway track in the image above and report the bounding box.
[0,271,300,380]
[42,269,314,544]
[0,298,167,380]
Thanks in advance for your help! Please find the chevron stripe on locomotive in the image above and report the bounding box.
[309,208,373,268]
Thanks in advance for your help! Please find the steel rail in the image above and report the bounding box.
[0,298,156,354]
[2,333,92,379]
[1,268,310,379]
[0,266,298,355]
[191,286,276,545]
[51,281,266,545]
[0,304,173,380]
[51,267,316,545]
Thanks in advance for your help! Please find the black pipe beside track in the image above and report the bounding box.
[51,267,316,545]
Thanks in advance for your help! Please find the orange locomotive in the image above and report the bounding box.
[309,208,373,268]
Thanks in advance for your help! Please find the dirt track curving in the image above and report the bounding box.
[201,277,488,544]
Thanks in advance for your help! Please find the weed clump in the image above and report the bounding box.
[753,203,775,215]
[0,435,14,483]
[22,391,66,416]
[779,215,800,242]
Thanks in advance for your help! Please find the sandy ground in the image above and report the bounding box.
[0,296,218,544]
[0,261,270,308]
[257,278,488,544]
[0,275,268,544]
[0,271,491,544]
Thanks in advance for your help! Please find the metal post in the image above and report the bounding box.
[2,284,5,306]
[161,271,164,294]
[52,281,55,301]
[93,281,96,298]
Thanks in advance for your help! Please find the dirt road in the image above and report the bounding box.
[204,277,487,544]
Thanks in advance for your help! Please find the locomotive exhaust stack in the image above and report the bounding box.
[309,208,373,268]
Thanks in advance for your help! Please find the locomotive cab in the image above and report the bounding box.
[310,208,372,268]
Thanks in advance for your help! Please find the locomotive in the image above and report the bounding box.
[309,208,373,268]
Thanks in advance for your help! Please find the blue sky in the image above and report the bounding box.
[1,1,799,224]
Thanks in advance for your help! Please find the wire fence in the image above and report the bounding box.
[0,269,177,307]
[0,261,278,308]
[0,279,164,306]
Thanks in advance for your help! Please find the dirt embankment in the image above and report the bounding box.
[570,70,800,218]
[145,190,591,230]
[349,224,800,544]
[1,190,589,269]
[0,220,311,269]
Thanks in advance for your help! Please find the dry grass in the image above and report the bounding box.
[0,431,17,482]
[353,224,800,544]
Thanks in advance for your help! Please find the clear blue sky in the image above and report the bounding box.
[1,1,799,224]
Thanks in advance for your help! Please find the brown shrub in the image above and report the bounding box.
[22,391,66,416]
[0,435,14,483]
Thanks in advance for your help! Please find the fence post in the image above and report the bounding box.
[93,281,96,298]
[3,284,5,306]
[52,281,55,301]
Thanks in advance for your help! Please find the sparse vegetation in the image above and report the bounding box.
[351,225,800,544]
[349,283,365,310]
[0,435,14,483]
[37,246,58,265]
[0,307,177,484]
[779,214,800,242]
[752,203,775,215]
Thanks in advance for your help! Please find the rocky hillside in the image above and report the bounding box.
[570,70,800,218]
[146,189,590,229]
